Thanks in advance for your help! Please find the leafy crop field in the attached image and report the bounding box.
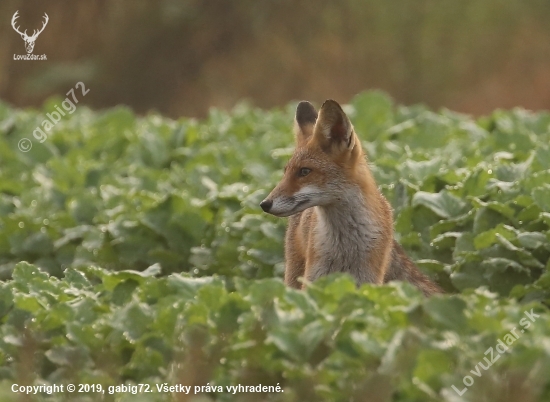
[0,92,549,401]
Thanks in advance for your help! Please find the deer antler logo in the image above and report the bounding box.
[11,11,49,54]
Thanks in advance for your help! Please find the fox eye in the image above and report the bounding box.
[298,168,311,177]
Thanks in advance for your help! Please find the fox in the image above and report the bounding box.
[260,99,442,296]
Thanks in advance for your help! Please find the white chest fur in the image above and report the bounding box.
[309,190,382,284]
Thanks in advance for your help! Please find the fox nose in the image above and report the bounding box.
[260,199,273,212]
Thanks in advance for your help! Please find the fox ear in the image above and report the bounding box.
[315,99,354,152]
[294,101,318,146]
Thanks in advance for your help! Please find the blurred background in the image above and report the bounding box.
[1,0,550,118]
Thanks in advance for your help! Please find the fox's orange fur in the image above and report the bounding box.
[260,100,442,296]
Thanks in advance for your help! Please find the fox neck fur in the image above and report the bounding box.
[309,172,392,285]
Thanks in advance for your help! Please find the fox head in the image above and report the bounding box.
[260,99,367,217]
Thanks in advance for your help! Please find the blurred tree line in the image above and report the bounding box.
[1,0,550,117]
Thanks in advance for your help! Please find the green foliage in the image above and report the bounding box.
[0,92,550,401]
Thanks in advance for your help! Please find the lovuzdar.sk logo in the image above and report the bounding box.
[11,10,48,61]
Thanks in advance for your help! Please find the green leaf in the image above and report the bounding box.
[423,296,467,331]
[412,191,468,219]
[474,224,517,250]
[517,232,548,249]
[111,299,153,342]
[532,186,550,212]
